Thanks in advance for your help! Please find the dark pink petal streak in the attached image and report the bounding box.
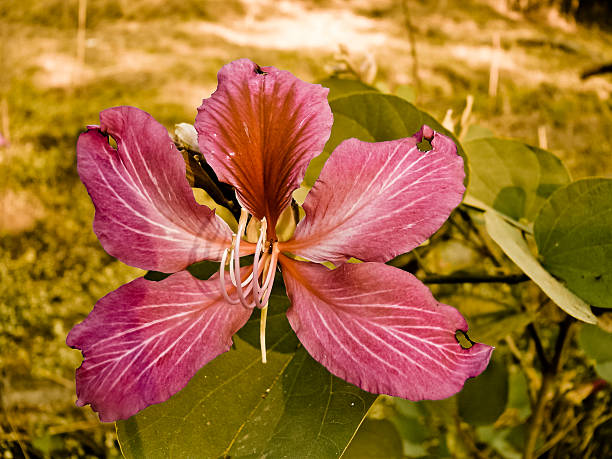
[66,270,253,422]
[281,257,492,400]
[196,59,332,227]
[78,106,233,273]
[283,129,465,264]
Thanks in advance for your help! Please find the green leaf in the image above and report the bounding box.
[484,211,597,323]
[458,355,509,425]
[304,93,461,186]
[186,260,219,280]
[441,291,530,346]
[145,260,225,282]
[507,366,531,422]
[343,419,404,459]
[388,399,429,457]
[468,311,533,346]
[476,425,522,459]
[579,324,612,382]
[529,145,571,200]
[462,125,494,142]
[318,77,379,101]
[143,270,171,281]
[534,178,612,308]
[463,139,570,224]
[394,84,416,104]
[116,289,376,458]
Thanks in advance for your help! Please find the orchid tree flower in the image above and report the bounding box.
[67,59,492,422]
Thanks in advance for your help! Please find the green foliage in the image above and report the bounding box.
[484,211,597,323]
[304,92,462,186]
[534,178,612,308]
[343,419,404,459]
[4,3,612,456]
[579,324,612,382]
[117,286,376,458]
[464,138,570,225]
[458,355,509,425]
[318,77,379,100]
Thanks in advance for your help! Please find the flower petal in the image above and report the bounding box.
[282,128,465,263]
[78,106,233,272]
[66,270,253,421]
[280,257,492,400]
[195,59,332,227]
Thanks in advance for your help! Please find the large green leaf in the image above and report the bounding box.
[463,138,570,225]
[484,211,597,323]
[116,286,376,458]
[318,77,378,101]
[579,324,612,382]
[458,355,508,425]
[534,178,612,308]
[343,419,404,459]
[304,93,460,186]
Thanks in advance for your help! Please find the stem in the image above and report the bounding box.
[527,323,550,370]
[524,317,573,459]
[419,273,529,284]
[401,0,421,102]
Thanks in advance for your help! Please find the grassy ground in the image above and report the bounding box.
[1,0,611,456]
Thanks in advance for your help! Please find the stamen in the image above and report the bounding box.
[217,206,278,318]
[257,244,279,363]
[251,218,268,301]
[259,244,279,307]
[219,248,240,304]
[260,305,268,363]
[233,210,257,309]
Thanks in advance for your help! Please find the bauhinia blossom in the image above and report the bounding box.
[67,59,493,422]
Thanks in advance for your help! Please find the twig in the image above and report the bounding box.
[420,273,529,284]
[489,32,501,97]
[47,420,101,436]
[401,0,421,102]
[527,323,550,370]
[1,97,9,143]
[534,413,584,457]
[1,393,30,459]
[74,0,87,89]
[524,316,574,459]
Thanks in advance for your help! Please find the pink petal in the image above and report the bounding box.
[282,128,465,264]
[66,270,253,421]
[280,256,492,400]
[78,106,233,272]
[195,59,332,227]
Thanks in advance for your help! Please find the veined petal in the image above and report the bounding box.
[280,257,492,400]
[78,106,234,272]
[66,270,253,422]
[282,129,464,263]
[195,59,332,227]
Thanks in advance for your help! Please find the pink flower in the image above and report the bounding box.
[67,59,492,422]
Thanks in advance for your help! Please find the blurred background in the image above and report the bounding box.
[1,0,611,457]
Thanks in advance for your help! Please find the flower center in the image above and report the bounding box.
[218,208,279,363]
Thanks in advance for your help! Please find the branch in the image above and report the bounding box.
[524,316,574,459]
[401,0,421,101]
[420,273,529,284]
[527,323,550,371]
